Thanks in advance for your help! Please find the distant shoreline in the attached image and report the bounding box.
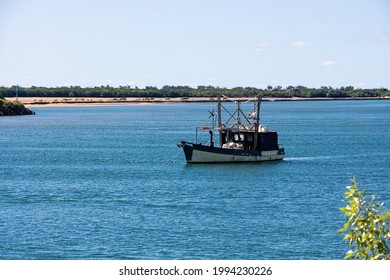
[6,96,390,107]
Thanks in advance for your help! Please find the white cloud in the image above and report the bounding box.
[322,60,337,67]
[255,42,275,52]
[291,40,308,48]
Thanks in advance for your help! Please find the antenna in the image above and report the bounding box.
[16,85,19,102]
[208,108,216,127]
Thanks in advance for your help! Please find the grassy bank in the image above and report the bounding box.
[0,98,35,116]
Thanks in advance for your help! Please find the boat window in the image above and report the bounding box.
[225,134,232,142]
[246,133,253,141]
[233,134,245,141]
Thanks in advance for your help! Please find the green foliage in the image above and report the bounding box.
[0,99,34,116]
[0,85,388,99]
[339,178,390,259]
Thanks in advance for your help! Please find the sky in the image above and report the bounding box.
[0,0,389,89]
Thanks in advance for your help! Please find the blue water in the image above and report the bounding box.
[1,100,389,259]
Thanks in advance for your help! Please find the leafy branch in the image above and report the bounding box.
[339,178,390,259]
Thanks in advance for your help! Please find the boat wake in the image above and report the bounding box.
[285,156,333,162]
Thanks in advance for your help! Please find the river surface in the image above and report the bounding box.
[1,100,389,259]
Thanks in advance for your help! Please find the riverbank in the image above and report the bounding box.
[6,96,390,107]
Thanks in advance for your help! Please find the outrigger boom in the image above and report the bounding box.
[178,95,285,163]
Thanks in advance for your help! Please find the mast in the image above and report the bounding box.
[257,95,261,126]
[16,85,19,102]
[253,95,261,150]
[217,95,222,147]
[237,100,240,131]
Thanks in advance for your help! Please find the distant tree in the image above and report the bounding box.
[339,178,390,259]
[0,85,388,99]
[272,85,282,91]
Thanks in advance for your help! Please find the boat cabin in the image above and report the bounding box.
[221,129,280,152]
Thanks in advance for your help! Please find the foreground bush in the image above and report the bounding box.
[339,178,390,259]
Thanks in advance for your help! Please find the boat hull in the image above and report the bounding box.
[181,142,284,163]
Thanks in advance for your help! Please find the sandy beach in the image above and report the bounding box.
[6,96,390,107]
[6,97,214,107]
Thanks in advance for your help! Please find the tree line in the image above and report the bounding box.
[0,85,389,99]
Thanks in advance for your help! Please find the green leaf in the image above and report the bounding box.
[345,250,354,259]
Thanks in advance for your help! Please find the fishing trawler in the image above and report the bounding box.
[178,95,285,163]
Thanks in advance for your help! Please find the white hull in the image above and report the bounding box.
[190,149,284,163]
[182,142,285,163]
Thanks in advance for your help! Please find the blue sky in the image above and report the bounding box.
[0,0,389,89]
